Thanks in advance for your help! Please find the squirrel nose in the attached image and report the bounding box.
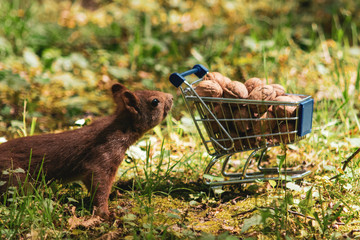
[165,94,173,111]
[167,93,173,104]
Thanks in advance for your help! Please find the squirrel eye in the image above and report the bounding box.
[151,98,160,107]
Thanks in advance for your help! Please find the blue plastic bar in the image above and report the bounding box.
[169,64,208,88]
[298,98,314,136]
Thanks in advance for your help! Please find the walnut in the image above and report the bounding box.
[272,121,296,144]
[289,95,302,102]
[213,104,234,121]
[222,76,232,87]
[195,80,223,98]
[242,137,259,149]
[270,84,285,97]
[233,106,251,132]
[244,77,264,94]
[248,85,276,101]
[203,72,231,89]
[207,104,233,134]
[252,111,277,135]
[273,96,297,118]
[248,85,276,114]
[221,131,245,152]
[223,81,249,99]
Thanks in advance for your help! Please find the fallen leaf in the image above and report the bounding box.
[68,207,101,229]
[241,214,262,233]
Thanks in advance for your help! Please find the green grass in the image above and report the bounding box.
[0,0,360,239]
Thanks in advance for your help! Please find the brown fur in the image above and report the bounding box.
[0,83,173,218]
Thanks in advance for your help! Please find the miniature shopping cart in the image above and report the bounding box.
[169,64,314,187]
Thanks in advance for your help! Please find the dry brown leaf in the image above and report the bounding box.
[97,231,122,240]
[68,207,101,229]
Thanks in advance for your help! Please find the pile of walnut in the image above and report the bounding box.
[195,72,303,149]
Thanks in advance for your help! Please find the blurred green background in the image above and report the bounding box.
[0,0,359,136]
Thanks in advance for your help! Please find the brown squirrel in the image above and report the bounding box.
[0,83,173,218]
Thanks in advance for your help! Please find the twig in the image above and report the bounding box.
[342,147,360,171]
[330,147,360,180]
[286,209,315,220]
[231,207,257,217]
[232,207,345,225]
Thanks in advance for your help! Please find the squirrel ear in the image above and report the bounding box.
[122,91,140,115]
[111,83,126,95]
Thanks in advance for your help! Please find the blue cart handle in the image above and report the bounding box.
[169,64,208,88]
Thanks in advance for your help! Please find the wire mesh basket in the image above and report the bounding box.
[170,64,314,187]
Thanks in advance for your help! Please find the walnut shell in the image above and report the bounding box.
[223,76,232,87]
[272,121,296,144]
[214,104,234,120]
[288,95,302,102]
[221,131,245,152]
[195,80,223,98]
[252,111,277,135]
[242,137,260,149]
[233,106,251,132]
[248,85,276,101]
[208,104,233,134]
[223,81,249,99]
[244,78,264,94]
[248,85,276,114]
[273,96,297,118]
[270,84,285,97]
[203,72,231,89]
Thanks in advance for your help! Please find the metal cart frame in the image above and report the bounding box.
[170,64,314,187]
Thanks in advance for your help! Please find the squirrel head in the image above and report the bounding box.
[111,83,173,133]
